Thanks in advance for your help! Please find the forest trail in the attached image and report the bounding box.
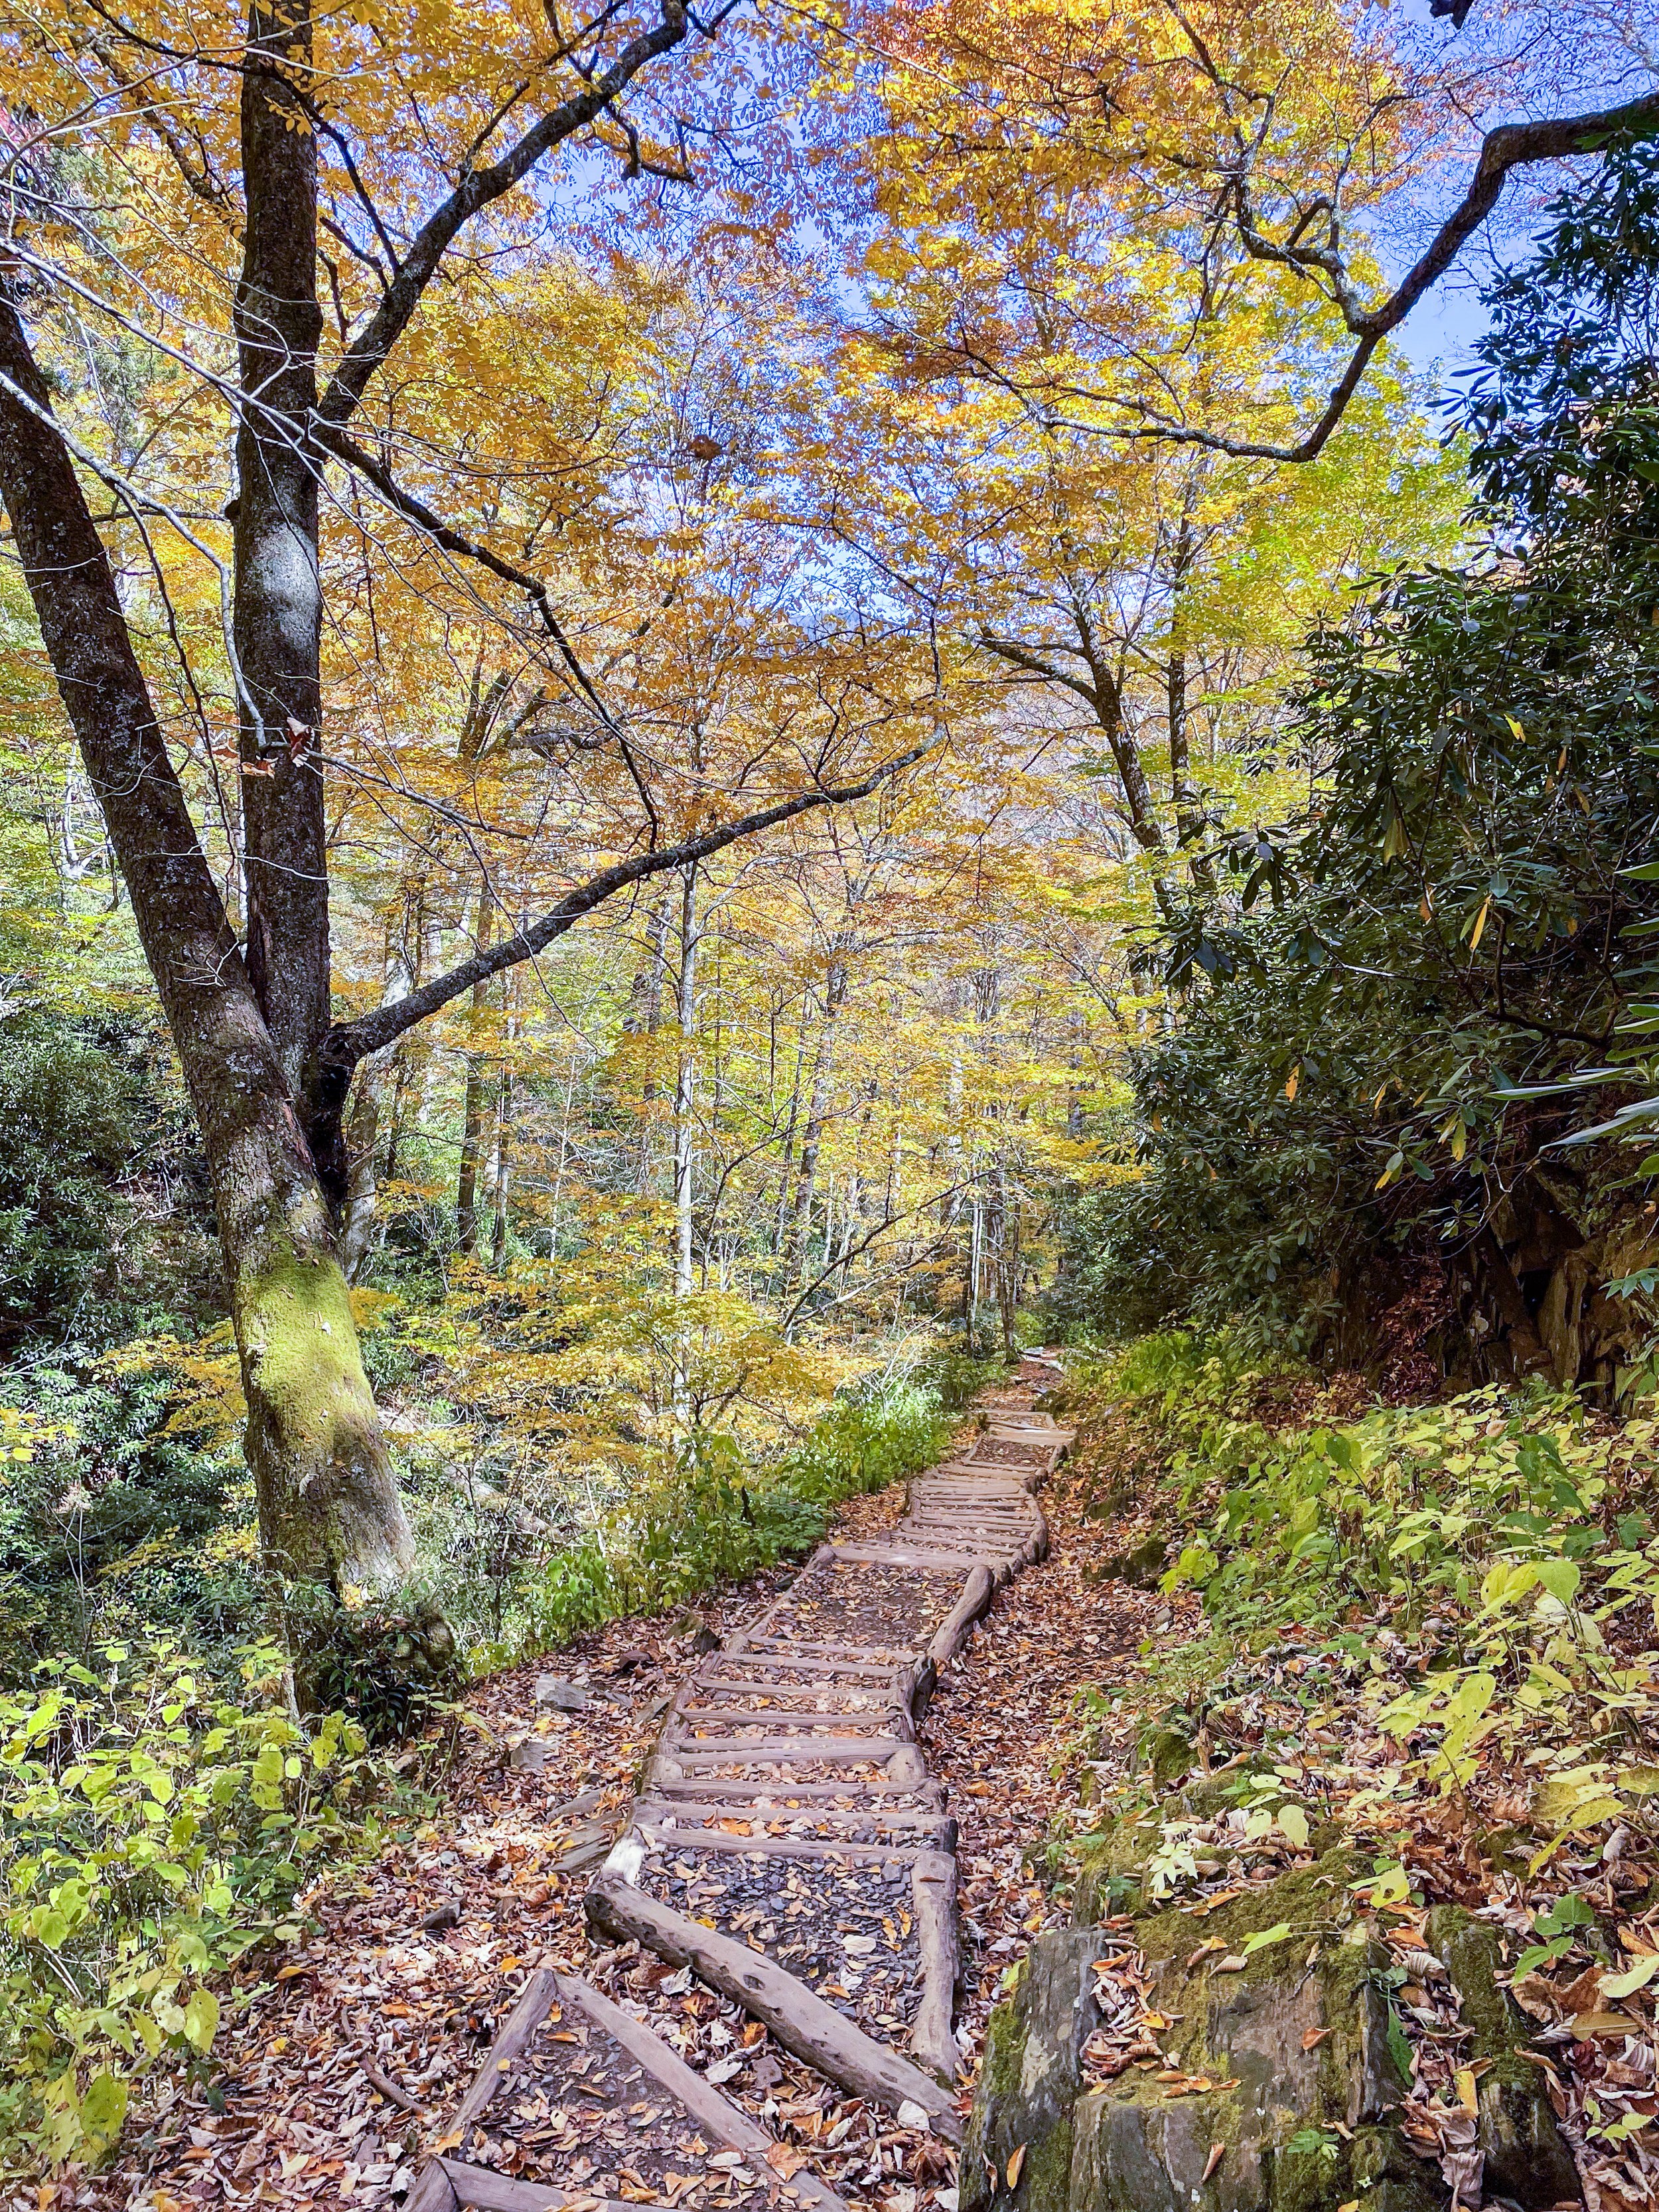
[94,1370,1185,2212]
[412,1356,1075,2212]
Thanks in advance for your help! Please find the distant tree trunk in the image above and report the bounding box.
[339,1064,384,1283]
[673,864,699,1297]
[456,877,496,1254]
[0,287,414,1596]
[788,950,849,1280]
[490,1070,515,1272]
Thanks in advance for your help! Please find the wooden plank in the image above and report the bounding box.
[822,1541,995,1572]
[452,1967,559,2134]
[634,1822,925,1865]
[559,1976,851,2212]
[737,1635,922,1662]
[636,1796,954,1840]
[706,1649,905,1679]
[645,1773,946,1805]
[662,1735,912,1763]
[586,1876,962,2141]
[691,1670,908,1697]
[672,1704,906,1731]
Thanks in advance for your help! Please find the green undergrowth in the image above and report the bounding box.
[507,1357,995,1666]
[1056,1327,1659,1991]
[0,1636,405,2179]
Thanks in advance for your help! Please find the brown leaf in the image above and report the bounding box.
[1005,2145,1026,2189]
[1202,2143,1226,2183]
[1301,2028,1332,2051]
[766,2145,808,2179]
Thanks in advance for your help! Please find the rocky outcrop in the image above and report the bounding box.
[962,1818,1579,2212]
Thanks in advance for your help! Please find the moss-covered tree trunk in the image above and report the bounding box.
[0,284,415,1601]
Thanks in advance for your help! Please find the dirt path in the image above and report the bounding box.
[82,1363,1183,2212]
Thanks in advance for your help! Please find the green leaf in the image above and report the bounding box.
[1534,1559,1582,1605]
[1242,1921,1294,1956]
[78,2071,129,2155]
[1601,1956,1659,2000]
[183,1987,220,2053]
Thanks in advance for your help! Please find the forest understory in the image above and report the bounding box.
[15,3,1659,2209]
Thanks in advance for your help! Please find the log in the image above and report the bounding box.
[924,1566,994,1674]
[908,1849,962,2087]
[557,1975,851,2212]
[405,2164,460,2212]
[585,1875,963,2141]
[452,1968,559,2133]
[440,2166,633,2212]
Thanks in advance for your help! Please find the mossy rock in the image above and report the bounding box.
[1086,1534,1167,1587]
[1424,1904,1580,2208]
[962,1929,1102,2212]
[991,1848,1444,2212]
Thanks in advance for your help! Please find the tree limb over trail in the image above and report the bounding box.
[300,737,942,1197]
[1116,90,1659,463]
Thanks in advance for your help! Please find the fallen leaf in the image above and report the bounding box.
[766,2146,808,2179]
[1202,2143,1226,2182]
[1302,2028,1332,2051]
[1006,2146,1026,2189]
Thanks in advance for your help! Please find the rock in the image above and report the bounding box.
[416,1897,460,1931]
[1425,1904,1581,2208]
[508,1735,550,1772]
[609,1645,656,1674]
[960,1929,1101,2212]
[974,1846,1451,2212]
[535,1673,591,1712]
[1144,1724,1195,1787]
[1086,1535,1167,1589]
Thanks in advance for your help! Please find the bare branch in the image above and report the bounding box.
[303,732,942,1157]
[317,0,691,428]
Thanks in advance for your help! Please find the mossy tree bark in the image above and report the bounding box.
[0,284,416,1600]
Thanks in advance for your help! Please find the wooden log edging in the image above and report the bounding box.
[586,1375,1056,2131]
[585,1875,964,2142]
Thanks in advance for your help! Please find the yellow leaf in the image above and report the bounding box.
[1285,1065,1299,1102]
[1007,2146,1026,2189]
[1469,897,1492,950]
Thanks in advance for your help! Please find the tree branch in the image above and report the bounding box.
[300,735,942,1190]
[316,0,690,428]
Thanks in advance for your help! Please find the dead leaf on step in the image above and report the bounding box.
[1202,2144,1226,2183]
[1302,2028,1332,2051]
[766,2144,808,2178]
[1006,2145,1026,2188]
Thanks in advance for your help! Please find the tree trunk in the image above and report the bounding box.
[233,0,331,1094]
[456,877,496,1254]
[490,1070,514,1272]
[339,1061,384,1282]
[788,951,849,1281]
[0,285,415,1597]
[673,863,699,1298]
